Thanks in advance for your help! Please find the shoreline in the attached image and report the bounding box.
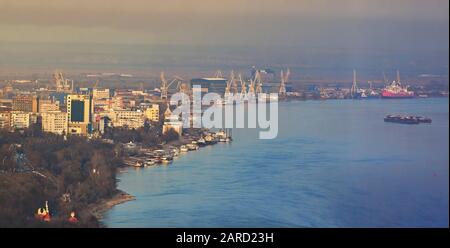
[122,128,231,168]
[89,189,135,227]
[96,130,226,226]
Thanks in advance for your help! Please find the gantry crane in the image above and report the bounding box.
[279,68,290,96]
[214,70,223,78]
[239,74,247,99]
[93,79,99,89]
[248,77,255,96]
[160,72,185,100]
[53,70,72,92]
[232,71,239,94]
[225,70,234,96]
[254,70,263,94]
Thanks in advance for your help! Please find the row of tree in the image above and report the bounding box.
[0,128,123,227]
[102,121,180,147]
[0,107,181,227]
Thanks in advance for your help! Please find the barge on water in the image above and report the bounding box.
[384,115,432,125]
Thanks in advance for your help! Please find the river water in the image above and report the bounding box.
[103,98,449,227]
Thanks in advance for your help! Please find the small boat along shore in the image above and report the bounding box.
[95,129,232,226]
[122,129,232,168]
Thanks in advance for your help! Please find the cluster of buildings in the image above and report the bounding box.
[0,83,174,137]
[0,68,295,138]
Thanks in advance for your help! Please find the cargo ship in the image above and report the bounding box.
[381,83,414,98]
[384,115,432,124]
[381,71,414,98]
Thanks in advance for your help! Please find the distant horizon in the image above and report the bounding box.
[0,0,448,82]
[0,41,448,83]
[1,1,448,47]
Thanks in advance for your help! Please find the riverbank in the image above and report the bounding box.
[90,190,135,226]
[96,130,232,226]
[122,129,232,168]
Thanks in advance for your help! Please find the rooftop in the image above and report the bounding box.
[191,77,227,82]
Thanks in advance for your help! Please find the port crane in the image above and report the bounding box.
[279,68,290,96]
[53,70,73,92]
[160,71,185,100]
[248,77,255,96]
[225,70,235,97]
[177,79,190,96]
[93,79,99,89]
[239,74,247,99]
[254,70,263,94]
[232,71,239,94]
[350,69,358,98]
[214,70,223,78]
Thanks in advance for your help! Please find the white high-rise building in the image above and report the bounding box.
[41,111,68,135]
[10,111,30,129]
[39,99,60,113]
[112,109,144,129]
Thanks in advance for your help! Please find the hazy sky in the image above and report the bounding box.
[0,0,448,78]
[0,0,448,50]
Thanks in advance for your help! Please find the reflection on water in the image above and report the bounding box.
[103,98,449,227]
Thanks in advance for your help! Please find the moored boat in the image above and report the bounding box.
[197,137,207,147]
[161,156,173,164]
[186,143,199,151]
[145,159,156,166]
[133,161,144,167]
[180,145,189,153]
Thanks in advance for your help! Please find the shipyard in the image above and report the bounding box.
[0,66,448,147]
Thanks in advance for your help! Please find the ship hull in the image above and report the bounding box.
[381,91,414,99]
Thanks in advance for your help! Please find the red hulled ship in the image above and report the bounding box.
[381,71,414,98]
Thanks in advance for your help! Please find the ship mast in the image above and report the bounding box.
[382,71,388,85]
[279,69,289,96]
[396,70,401,86]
